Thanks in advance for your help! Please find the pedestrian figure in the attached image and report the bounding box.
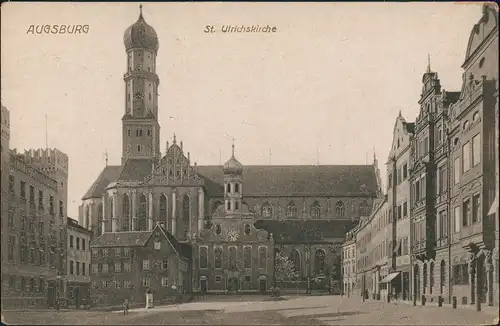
[275,286,280,298]
[123,299,129,315]
[269,285,275,297]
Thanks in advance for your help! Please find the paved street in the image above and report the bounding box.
[2,295,498,325]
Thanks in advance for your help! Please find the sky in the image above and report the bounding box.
[1,2,483,218]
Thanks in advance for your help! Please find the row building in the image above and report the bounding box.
[342,3,499,309]
[1,105,69,309]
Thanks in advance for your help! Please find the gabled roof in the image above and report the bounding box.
[82,165,121,200]
[117,158,153,181]
[254,219,357,243]
[198,165,377,197]
[90,225,191,260]
[91,231,152,248]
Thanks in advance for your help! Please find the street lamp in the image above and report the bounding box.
[305,245,311,294]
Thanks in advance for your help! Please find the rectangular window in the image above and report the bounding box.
[49,196,54,214]
[76,237,80,250]
[472,193,480,223]
[454,206,461,233]
[215,276,222,283]
[415,181,420,203]
[154,241,161,250]
[103,249,108,257]
[70,235,74,248]
[115,248,121,258]
[8,175,14,192]
[115,263,122,273]
[388,174,392,189]
[161,277,168,287]
[402,164,408,180]
[124,280,131,289]
[124,262,131,272]
[91,249,97,258]
[82,263,86,276]
[124,248,130,257]
[76,262,80,275]
[397,168,402,185]
[424,136,429,154]
[162,259,168,270]
[438,165,446,194]
[20,181,26,199]
[397,205,402,220]
[462,142,471,173]
[102,281,108,288]
[437,125,442,145]
[29,186,35,202]
[102,263,109,273]
[142,277,150,287]
[70,260,74,274]
[142,260,150,271]
[454,157,460,185]
[82,241,86,251]
[403,202,408,217]
[462,199,471,227]
[472,133,481,167]
[59,201,64,217]
[38,190,44,209]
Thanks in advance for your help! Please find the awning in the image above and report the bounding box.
[487,193,498,216]
[379,272,400,283]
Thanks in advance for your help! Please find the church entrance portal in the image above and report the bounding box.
[259,278,267,293]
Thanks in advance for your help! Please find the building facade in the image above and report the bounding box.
[1,106,69,309]
[79,6,381,295]
[410,64,460,305]
[66,218,92,308]
[447,3,498,308]
[90,223,190,306]
[355,195,389,300]
[342,229,356,297]
[387,113,414,301]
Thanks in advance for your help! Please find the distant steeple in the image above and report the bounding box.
[426,54,431,73]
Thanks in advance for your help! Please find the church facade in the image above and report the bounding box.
[81,6,382,294]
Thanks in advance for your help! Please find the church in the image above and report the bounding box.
[81,6,382,295]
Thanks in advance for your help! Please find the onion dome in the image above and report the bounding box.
[223,143,243,175]
[123,5,159,53]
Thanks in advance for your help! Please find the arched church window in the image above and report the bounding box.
[335,201,345,217]
[97,203,103,236]
[289,249,300,274]
[159,194,168,229]
[243,247,251,268]
[182,195,190,222]
[229,247,237,270]
[286,202,297,218]
[310,202,321,219]
[123,194,130,232]
[261,203,272,218]
[214,247,222,268]
[314,249,326,274]
[259,247,267,269]
[359,200,369,217]
[199,247,208,269]
[138,194,147,231]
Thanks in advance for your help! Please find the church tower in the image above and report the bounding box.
[223,142,243,214]
[122,5,161,164]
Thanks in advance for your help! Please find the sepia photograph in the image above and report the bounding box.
[1,2,499,325]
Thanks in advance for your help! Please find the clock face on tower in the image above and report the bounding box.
[227,228,239,242]
[134,92,144,102]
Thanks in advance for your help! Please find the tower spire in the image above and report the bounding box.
[426,54,431,73]
[104,149,108,166]
[139,4,143,19]
[232,137,235,157]
[45,114,48,150]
